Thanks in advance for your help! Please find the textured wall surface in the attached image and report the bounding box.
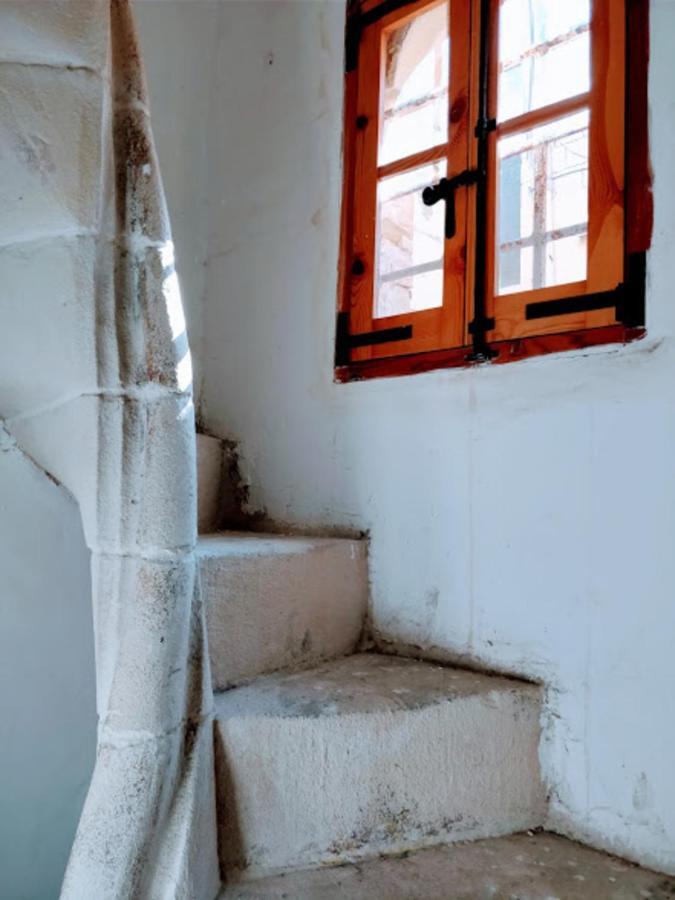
[166,0,675,877]
[0,2,219,896]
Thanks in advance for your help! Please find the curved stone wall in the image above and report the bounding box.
[0,2,219,896]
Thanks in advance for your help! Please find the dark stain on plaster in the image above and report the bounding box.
[221,437,265,529]
[195,430,367,539]
[40,465,63,489]
[113,110,151,213]
[110,0,147,108]
[12,440,65,490]
[633,772,652,812]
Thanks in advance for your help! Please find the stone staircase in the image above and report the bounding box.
[196,433,674,897]
[214,655,543,879]
[220,832,675,899]
[199,533,366,691]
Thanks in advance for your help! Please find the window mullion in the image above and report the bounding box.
[497,92,590,139]
[377,141,451,180]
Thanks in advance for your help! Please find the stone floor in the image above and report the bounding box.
[222,832,675,899]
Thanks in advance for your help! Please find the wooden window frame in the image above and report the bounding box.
[336,0,651,383]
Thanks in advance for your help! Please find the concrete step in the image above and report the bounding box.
[221,831,675,899]
[199,533,367,690]
[197,432,242,533]
[214,653,545,879]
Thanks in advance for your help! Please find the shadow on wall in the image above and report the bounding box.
[0,443,96,900]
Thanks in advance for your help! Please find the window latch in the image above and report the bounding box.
[422,169,479,239]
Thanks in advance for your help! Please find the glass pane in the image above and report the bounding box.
[379,1,449,166]
[377,268,444,319]
[496,111,589,295]
[375,160,446,318]
[545,233,587,286]
[498,0,590,122]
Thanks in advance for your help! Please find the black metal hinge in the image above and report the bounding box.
[345,15,362,72]
[525,289,622,320]
[335,312,413,367]
[468,316,495,334]
[525,254,646,326]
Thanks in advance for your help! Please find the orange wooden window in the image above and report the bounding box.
[337,0,650,380]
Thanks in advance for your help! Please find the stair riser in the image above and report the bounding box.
[215,688,545,878]
[201,541,368,689]
[197,433,240,533]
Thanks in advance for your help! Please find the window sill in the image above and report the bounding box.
[334,324,646,383]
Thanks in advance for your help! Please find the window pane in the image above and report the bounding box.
[377,268,444,319]
[379,1,449,166]
[544,233,587,286]
[496,111,589,295]
[376,160,446,318]
[498,0,590,122]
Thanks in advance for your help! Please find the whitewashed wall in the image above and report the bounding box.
[0,435,95,900]
[141,0,675,876]
[135,0,221,406]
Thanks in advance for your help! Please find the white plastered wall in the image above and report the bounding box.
[145,0,675,877]
[0,431,96,900]
[134,0,222,405]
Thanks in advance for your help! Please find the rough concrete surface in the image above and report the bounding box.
[215,654,544,878]
[222,832,675,899]
[200,533,367,689]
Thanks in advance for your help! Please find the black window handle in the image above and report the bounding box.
[422,169,479,239]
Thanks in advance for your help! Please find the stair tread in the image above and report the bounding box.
[221,832,675,899]
[214,652,539,720]
[198,530,362,558]
[215,653,543,875]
